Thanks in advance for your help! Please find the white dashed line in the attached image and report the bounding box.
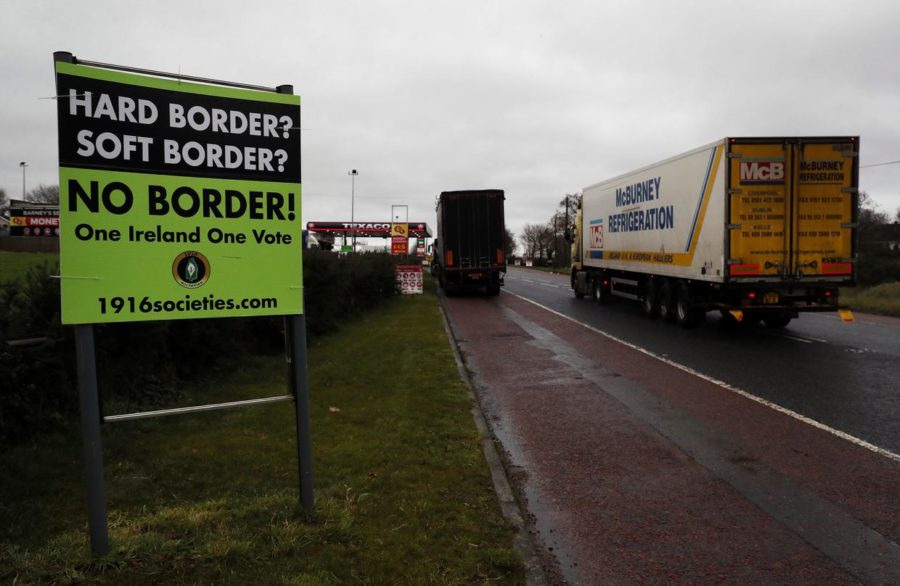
[779,334,815,344]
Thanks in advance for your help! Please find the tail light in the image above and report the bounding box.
[742,290,757,306]
[496,248,505,265]
[446,250,454,266]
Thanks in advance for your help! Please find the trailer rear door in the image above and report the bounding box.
[727,138,857,281]
[439,190,506,270]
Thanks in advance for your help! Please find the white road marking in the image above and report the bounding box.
[808,312,895,328]
[780,334,814,344]
[505,290,900,464]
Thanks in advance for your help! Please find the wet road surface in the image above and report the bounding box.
[443,279,900,584]
[504,267,900,456]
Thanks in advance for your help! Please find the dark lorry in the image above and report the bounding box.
[432,189,507,295]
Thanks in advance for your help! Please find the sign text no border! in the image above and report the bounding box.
[56,55,303,324]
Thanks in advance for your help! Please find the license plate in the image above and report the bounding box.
[763,292,779,304]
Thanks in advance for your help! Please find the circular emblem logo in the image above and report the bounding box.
[172,251,211,289]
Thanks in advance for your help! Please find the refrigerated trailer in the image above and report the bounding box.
[433,189,506,295]
[570,137,858,327]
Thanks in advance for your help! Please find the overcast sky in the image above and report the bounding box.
[3,0,899,242]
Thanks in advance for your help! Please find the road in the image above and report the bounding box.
[442,268,900,584]
[504,267,900,456]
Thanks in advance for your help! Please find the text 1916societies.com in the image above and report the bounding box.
[98,294,277,315]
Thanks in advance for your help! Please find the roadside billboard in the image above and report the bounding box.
[55,59,302,324]
[8,204,60,237]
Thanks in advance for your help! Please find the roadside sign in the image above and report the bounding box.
[395,264,423,294]
[390,222,408,238]
[391,222,408,255]
[391,238,408,255]
[55,59,302,324]
[8,204,60,237]
[55,52,315,559]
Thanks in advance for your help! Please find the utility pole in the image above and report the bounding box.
[348,169,358,251]
[19,161,28,199]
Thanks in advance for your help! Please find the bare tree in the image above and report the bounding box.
[559,193,580,238]
[0,187,8,210]
[536,224,553,261]
[26,184,59,205]
[548,210,567,267]
[547,193,581,267]
[520,223,553,263]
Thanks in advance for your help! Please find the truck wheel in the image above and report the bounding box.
[573,272,585,299]
[763,314,792,329]
[641,280,659,319]
[658,279,676,322]
[591,277,607,305]
[487,284,501,296]
[675,282,704,328]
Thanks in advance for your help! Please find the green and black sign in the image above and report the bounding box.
[55,59,302,324]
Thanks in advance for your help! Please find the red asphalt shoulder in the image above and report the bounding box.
[445,292,899,585]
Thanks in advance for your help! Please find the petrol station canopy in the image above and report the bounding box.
[306,221,432,238]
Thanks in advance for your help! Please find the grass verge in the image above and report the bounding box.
[0,280,524,584]
[841,282,900,318]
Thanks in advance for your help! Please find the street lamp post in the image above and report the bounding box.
[19,161,28,199]
[348,169,358,250]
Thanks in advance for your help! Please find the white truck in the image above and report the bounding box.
[569,137,859,328]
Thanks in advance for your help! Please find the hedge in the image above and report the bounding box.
[0,250,403,443]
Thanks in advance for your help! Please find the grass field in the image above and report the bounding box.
[0,250,59,282]
[0,281,524,584]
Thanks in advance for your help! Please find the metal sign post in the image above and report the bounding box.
[73,315,315,556]
[74,324,109,556]
[288,314,315,509]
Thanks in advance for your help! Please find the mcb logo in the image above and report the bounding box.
[590,224,603,249]
[740,161,785,184]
